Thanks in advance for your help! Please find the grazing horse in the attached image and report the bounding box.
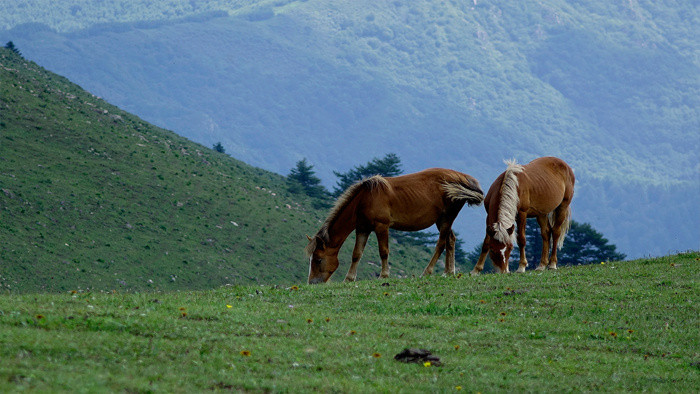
[471,157,575,275]
[306,168,484,284]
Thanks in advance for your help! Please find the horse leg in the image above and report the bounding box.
[534,215,551,271]
[470,234,490,276]
[344,231,369,282]
[515,211,528,273]
[422,232,447,276]
[375,224,391,278]
[548,205,571,270]
[444,230,456,275]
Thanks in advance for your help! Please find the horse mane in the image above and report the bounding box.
[492,159,524,243]
[305,175,389,255]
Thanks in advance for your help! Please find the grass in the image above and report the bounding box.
[0,252,697,392]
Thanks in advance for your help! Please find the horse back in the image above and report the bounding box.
[361,168,471,230]
[520,157,574,213]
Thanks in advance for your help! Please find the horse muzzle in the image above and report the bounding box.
[308,277,325,285]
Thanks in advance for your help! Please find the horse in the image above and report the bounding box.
[470,157,575,275]
[306,168,484,284]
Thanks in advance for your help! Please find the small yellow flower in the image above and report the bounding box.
[348,330,356,336]
[454,345,460,350]
[181,312,188,317]
[456,273,463,278]
[500,312,507,316]
[35,314,45,320]
[498,318,505,322]
[479,299,486,304]
[383,292,389,296]
[306,318,313,324]
[670,263,676,267]
[372,353,381,358]
[423,361,432,367]
[609,331,618,338]
[291,285,299,291]
[600,261,605,265]
[455,386,463,391]
[70,290,77,294]
[325,317,331,322]
[240,350,251,357]
[179,307,186,311]
[628,329,634,334]
[226,304,232,308]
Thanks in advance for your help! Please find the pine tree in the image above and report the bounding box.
[287,159,328,199]
[332,153,402,197]
[212,142,225,154]
[4,41,21,57]
[558,221,626,264]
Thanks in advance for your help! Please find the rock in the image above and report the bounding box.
[394,348,442,366]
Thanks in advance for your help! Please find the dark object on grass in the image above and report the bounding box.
[394,348,442,366]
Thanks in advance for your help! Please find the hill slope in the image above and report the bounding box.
[1,0,698,256]
[0,48,434,293]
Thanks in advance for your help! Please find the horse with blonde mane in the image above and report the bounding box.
[306,168,484,284]
[471,157,575,274]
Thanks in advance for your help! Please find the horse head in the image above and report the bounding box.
[306,235,339,284]
[486,224,514,273]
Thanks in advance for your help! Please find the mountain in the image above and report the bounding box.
[0,48,435,293]
[1,0,698,257]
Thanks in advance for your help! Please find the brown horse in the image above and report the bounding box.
[306,168,484,284]
[471,157,575,275]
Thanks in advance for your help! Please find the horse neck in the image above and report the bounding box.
[324,197,359,250]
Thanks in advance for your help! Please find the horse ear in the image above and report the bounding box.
[486,225,496,237]
[315,235,326,251]
[507,225,515,235]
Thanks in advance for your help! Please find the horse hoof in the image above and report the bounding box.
[469,270,479,276]
[548,265,558,270]
[344,277,356,283]
[516,267,526,273]
[535,266,545,271]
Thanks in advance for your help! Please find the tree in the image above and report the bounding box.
[287,159,328,199]
[468,219,626,272]
[4,41,21,57]
[558,221,626,265]
[332,153,402,197]
[212,142,225,154]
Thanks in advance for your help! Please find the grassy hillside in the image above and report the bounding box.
[0,252,697,392]
[0,48,434,293]
[1,0,697,258]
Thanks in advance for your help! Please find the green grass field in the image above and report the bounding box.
[1,252,697,392]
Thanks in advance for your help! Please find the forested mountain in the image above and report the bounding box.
[1,0,698,257]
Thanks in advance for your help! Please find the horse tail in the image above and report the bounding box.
[442,176,484,206]
[547,206,571,250]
